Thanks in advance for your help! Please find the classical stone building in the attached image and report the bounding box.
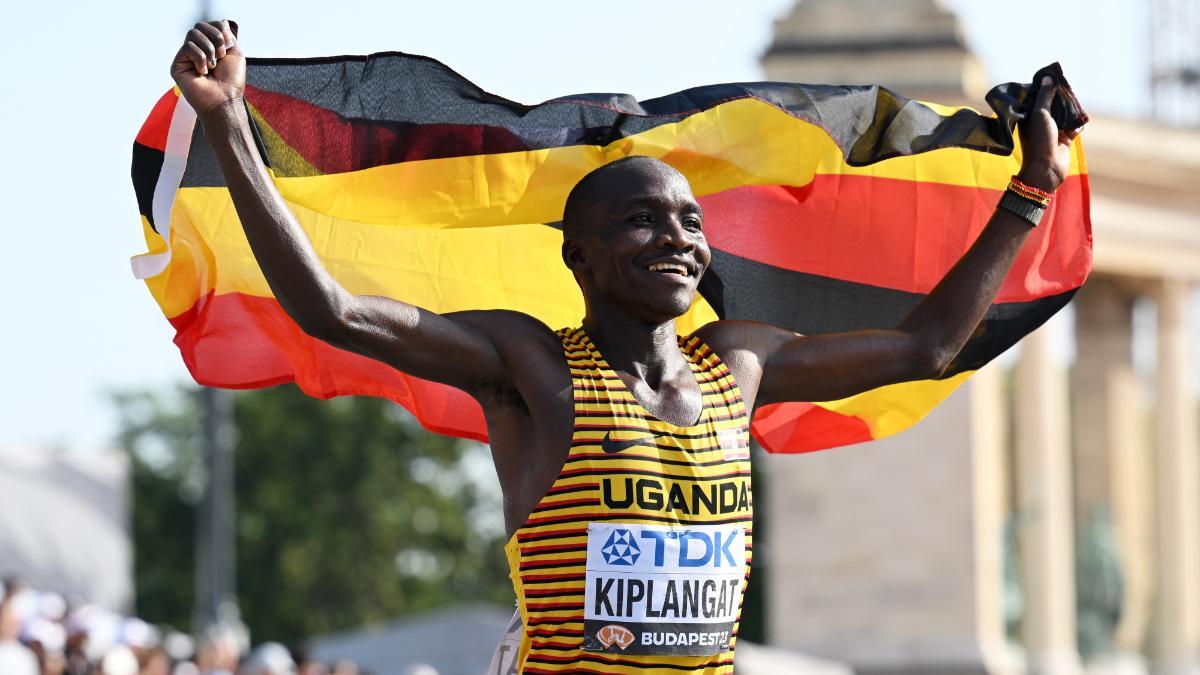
[759,1,1200,674]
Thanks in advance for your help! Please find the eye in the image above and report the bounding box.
[683,216,703,230]
[629,212,653,225]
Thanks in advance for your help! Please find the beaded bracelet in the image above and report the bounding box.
[1008,176,1053,208]
[997,176,1053,227]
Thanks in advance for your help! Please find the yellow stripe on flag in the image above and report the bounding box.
[264,97,1085,229]
[147,189,719,332]
[812,370,973,439]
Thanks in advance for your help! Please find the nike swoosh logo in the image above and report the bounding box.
[601,431,666,454]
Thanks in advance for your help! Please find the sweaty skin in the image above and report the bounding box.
[171,21,1080,537]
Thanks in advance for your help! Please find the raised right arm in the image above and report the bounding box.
[172,21,521,396]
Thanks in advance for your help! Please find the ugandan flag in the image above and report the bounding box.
[130,53,1091,454]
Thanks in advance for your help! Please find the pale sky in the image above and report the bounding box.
[0,0,1173,452]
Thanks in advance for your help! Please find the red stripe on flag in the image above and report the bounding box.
[244,85,531,174]
[699,173,1090,302]
[135,90,179,152]
[751,402,873,454]
[169,291,487,442]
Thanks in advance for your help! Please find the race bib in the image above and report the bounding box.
[582,522,745,656]
[485,610,522,675]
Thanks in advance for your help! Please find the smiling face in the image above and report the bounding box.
[562,157,711,323]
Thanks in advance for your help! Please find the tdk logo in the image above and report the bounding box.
[601,529,641,565]
[640,529,740,568]
[598,527,741,569]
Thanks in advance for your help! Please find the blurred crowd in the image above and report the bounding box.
[0,578,363,675]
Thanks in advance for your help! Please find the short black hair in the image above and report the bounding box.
[561,156,669,240]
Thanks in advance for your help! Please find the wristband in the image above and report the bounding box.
[998,190,1046,227]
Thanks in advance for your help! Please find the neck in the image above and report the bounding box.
[581,308,684,387]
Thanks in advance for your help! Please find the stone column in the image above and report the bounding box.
[1152,278,1200,675]
[1072,278,1152,657]
[1014,323,1082,675]
[764,371,1014,675]
[970,364,1024,675]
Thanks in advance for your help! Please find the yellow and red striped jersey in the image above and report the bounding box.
[504,327,753,674]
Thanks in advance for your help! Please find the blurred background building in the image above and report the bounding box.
[760,1,1200,674]
[0,450,131,612]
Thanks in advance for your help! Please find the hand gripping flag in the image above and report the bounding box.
[130,53,1091,454]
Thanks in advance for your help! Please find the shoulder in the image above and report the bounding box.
[692,319,797,364]
[448,309,563,357]
[447,309,569,408]
[692,320,802,410]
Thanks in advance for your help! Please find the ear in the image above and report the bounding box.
[562,239,589,272]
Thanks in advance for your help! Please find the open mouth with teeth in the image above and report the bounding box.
[645,261,692,277]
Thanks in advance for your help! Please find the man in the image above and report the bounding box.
[194,624,241,675]
[0,596,38,675]
[172,20,1078,674]
[238,642,296,675]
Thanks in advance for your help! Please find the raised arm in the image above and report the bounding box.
[171,21,530,397]
[703,77,1080,408]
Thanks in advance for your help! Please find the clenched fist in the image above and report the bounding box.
[170,20,244,119]
[1015,75,1082,193]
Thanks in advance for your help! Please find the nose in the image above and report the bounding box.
[654,217,695,251]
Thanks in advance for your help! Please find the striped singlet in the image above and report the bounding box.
[503,327,754,674]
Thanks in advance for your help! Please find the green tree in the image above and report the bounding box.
[116,385,511,644]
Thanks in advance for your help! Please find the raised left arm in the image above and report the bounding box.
[704,76,1081,408]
